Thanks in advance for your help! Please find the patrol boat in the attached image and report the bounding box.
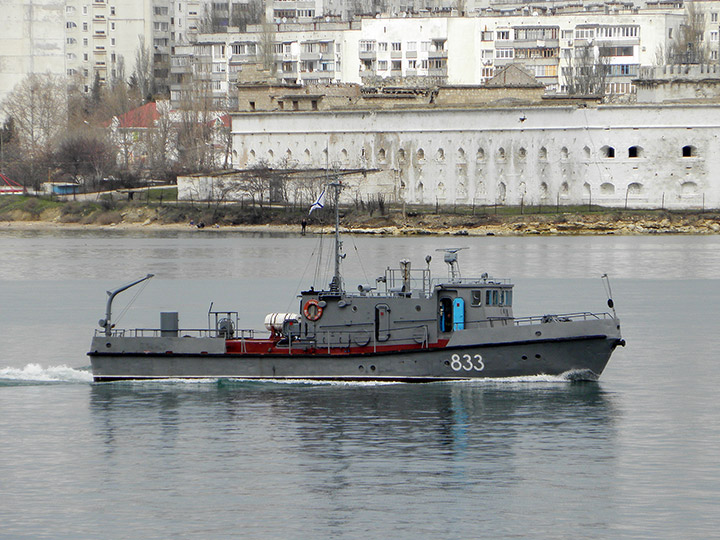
[88,183,625,382]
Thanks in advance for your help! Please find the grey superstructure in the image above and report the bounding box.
[88,183,625,382]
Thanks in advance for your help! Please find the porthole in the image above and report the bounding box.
[535,331,542,336]
[522,355,528,360]
[358,365,364,371]
[415,305,421,312]
[535,354,541,359]
[106,342,112,348]
[352,306,358,312]
[370,365,376,371]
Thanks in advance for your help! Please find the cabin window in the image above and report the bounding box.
[483,289,511,306]
[471,290,483,306]
[500,290,512,306]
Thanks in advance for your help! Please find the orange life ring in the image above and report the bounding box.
[303,299,323,321]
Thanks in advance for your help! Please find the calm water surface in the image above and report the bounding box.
[1,230,719,539]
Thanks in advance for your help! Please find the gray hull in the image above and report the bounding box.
[89,319,623,382]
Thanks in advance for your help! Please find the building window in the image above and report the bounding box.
[249,101,255,111]
[602,146,615,158]
[66,21,77,29]
[292,100,299,110]
[628,146,642,158]
[311,100,318,110]
[378,42,387,52]
[496,48,514,59]
[359,40,375,53]
[682,145,696,157]
[111,6,115,15]
[496,30,510,40]
[391,60,401,70]
[392,42,401,51]
[378,60,388,71]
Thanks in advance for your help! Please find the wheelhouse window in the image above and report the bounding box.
[484,289,512,306]
[471,290,483,306]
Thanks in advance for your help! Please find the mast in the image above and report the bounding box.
[329,180,344,293]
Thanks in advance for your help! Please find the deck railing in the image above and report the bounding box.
[96,328,256,339]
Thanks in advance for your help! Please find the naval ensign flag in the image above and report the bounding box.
[309,188,326,214]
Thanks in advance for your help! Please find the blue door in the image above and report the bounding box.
[453,298,465,331]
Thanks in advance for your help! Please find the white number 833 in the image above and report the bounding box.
[449,353,484,372]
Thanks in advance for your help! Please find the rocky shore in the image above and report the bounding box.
[2,207,720,236]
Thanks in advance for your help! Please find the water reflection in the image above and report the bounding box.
[89,381,618,475]
[88,381,619,537]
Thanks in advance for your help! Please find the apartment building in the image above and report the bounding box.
[178,9,687,109]
[170,21,362,107]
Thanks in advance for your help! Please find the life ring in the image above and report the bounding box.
[303,299,323,321]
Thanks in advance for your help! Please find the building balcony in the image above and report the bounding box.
[301,70,327,80]
[359,51,377,60]
[513,39,559,48]
[405,50,417,59]
[428,67,447,76]
[428,50,448,59]
[390,50,402,59]
[300,52,321,61]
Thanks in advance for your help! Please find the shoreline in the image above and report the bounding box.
[2,214,720,236]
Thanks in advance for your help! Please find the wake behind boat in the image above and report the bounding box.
[88,182,625,382]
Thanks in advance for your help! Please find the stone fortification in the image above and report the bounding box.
[231,101,720,210]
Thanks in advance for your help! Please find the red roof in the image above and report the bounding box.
[115,102,160,128]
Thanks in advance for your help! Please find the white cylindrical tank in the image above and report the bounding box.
[264,312,300,332]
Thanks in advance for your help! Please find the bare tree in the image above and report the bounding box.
[0,73,68,187]
[144,101,175,175]
[668,1,708,64]
[133,36,154,102]
[564,44,608,96]
[176,79,217,172]
[258,23,278,76]
[56,134,113,189]
[199,4,224,33]
[230,0,264,31]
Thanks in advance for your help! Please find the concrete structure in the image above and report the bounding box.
[635,63,720,102]
[230,101,720,209]
[0,0,66,111]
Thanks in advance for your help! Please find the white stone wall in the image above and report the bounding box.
[231,104,720,209]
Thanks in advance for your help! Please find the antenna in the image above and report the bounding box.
[436,248,468,281]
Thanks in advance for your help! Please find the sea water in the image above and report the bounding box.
[1,230,719,539]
